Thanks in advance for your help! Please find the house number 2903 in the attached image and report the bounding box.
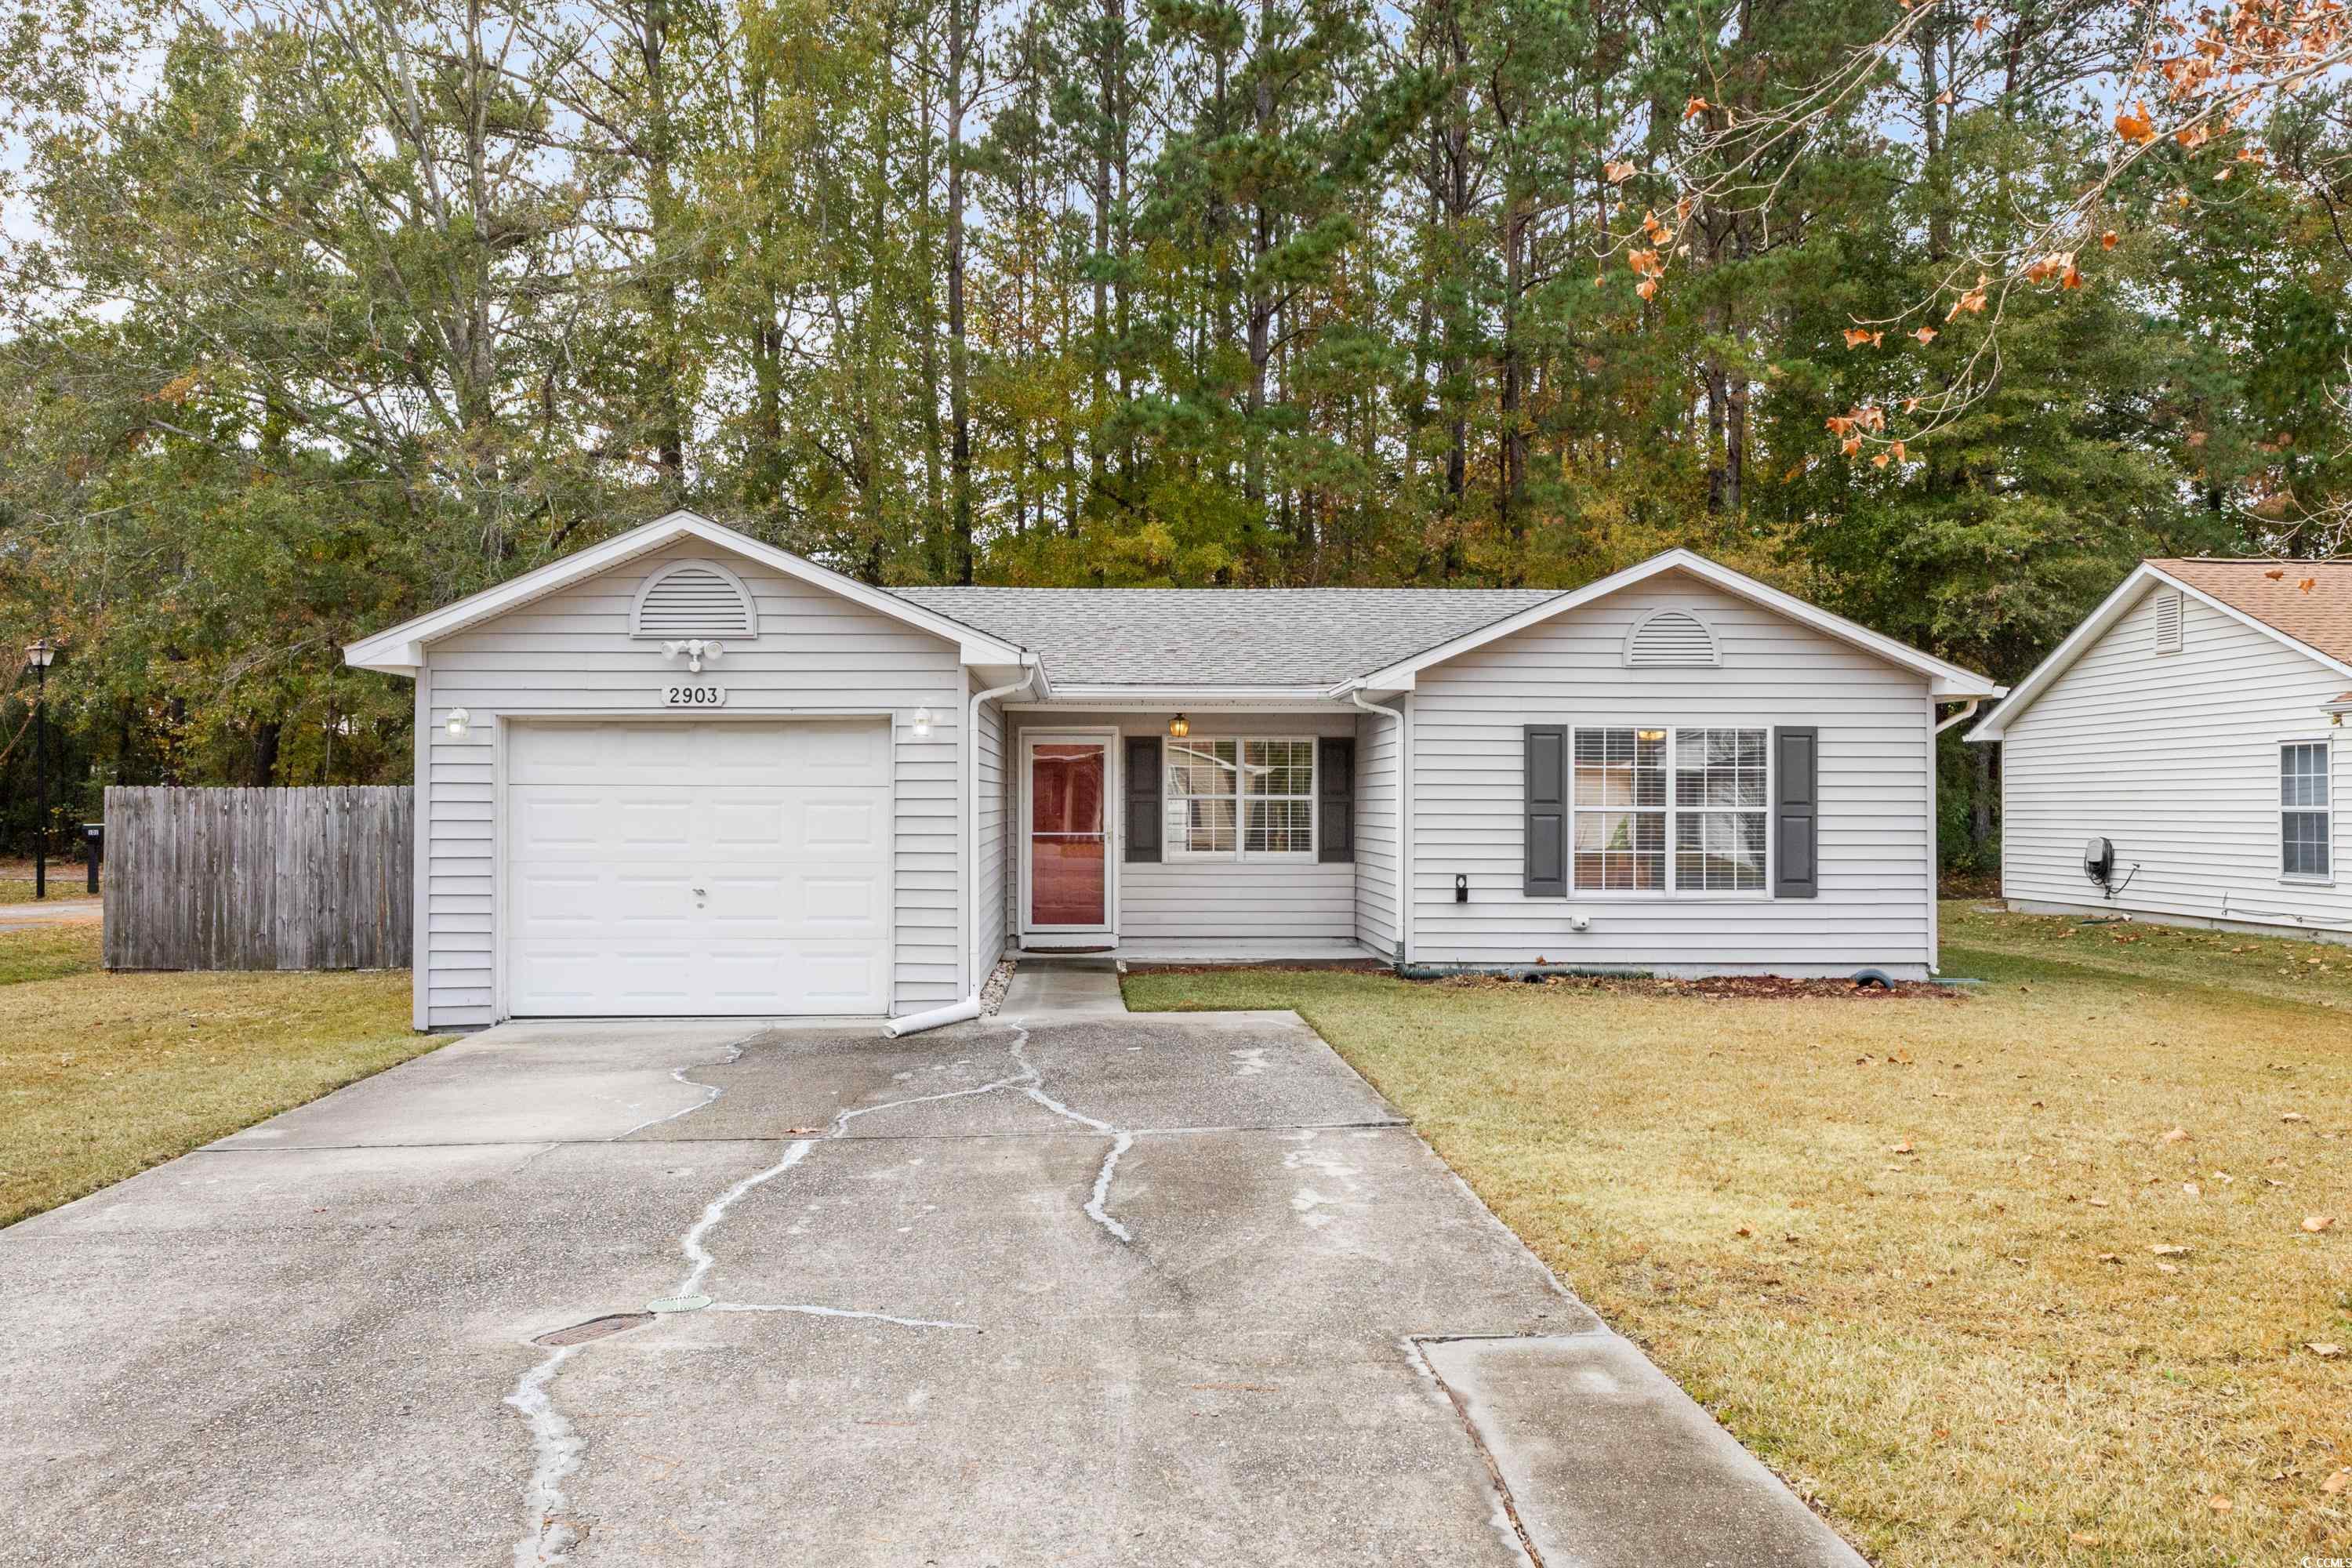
[662,684,728,708]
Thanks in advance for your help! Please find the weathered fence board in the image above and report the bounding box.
[102,786,414,971]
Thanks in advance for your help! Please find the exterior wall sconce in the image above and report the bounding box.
[912,706,934,739]
[445,707,471,739]
[1169,713,1189,739]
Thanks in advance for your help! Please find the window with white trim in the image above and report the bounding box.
[1165,737,1316,858]
[2281,741,2331,879]
[1572,727,1768,892]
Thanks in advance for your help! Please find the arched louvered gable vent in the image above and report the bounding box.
[1624,608,1720,668]
[631,559,759,640]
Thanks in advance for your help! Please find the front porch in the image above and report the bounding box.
[998,705,1394,966]
[1015,937,1390,967]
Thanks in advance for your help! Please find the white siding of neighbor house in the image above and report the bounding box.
[1002,710,1359,943]
[1998,583,2352,937]
[416,538,967,1028]
[973,680,1008,978]
[1408,571,1938,977]
[1354,704,1403,957]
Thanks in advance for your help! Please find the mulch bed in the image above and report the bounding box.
[1440,972,1955,1001]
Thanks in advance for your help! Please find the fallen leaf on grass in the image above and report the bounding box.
[2161,1127,2193,1144]
[1735,1226,1752,1237]
[1888,1140,1915,1155]
[2183,1181,2202,1198]
[2306,1343,2343,1359]
[2209,1495,2233,1512]
[2088,1197,2110,1207]
[2283,1112,2308,1123]
[2324,1469,2350,1495]
[2151,1243,2191,1257]
[2097,1253,2122,1264]
[2304,1215,2337,1233]
[2069,1531,2102,1546]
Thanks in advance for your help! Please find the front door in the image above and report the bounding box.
[1022,734,1114,942]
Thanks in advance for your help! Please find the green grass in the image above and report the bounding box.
[0,924,105,985]
[0,924,441,1227]
[1123,902,2352,1568]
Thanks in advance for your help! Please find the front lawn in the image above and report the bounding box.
[1123,903,2352,1567]
[0,924,441,1227]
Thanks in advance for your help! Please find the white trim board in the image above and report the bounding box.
[1968,561,2352,741]
[1338,548,2002,700]
[344,510,1031,676]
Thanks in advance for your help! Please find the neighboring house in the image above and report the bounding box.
[344,510,2000,1031]
[1968,559,2352,942]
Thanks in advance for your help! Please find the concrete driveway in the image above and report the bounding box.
[0,998,1860,1567]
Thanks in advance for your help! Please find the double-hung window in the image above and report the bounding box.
[2281,741,2332,880]
[1166,737,1316,858]
[1571,726,1768,893]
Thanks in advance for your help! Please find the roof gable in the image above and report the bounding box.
[1344,550,2002,699]
[344,511,1029,674]
[1966,561,2352,741]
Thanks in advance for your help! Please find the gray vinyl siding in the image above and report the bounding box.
[1004,710,1357,943]
[1354,706,1402,955]
[1409,572,1936,977]
[417,538,965,1026]
[1998,583,2352,935]
[973,679,1008,977]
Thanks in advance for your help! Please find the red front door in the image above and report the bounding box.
[1028,740,1108,929]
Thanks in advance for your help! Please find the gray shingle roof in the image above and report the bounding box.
[887,586,1566,687]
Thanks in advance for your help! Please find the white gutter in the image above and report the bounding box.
[884,655,1041,1039]
[1934,697,1983,735]
[1346,685,1409,965]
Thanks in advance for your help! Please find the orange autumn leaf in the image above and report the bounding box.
[1972,13,1989,31]
[1914,325,1938,344]
[1685,96,1710,121]
[1871,452,1891,468]
[1604,159,1636,183]
[2300,578,2318,593]
[1889,440,1906,460]
[2101,229,2120,249]
[1635,277,1658,301]
[2116,100,2157,144]
[1842,436,1862,456]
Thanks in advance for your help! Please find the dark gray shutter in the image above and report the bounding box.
[1318,737,1355,862]
[1773,727,1818,898]
[1124,736,1162,862]
[1523,725,1567,897]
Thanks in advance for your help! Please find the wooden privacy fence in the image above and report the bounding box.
[103,786,414,971]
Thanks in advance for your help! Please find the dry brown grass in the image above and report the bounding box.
[0,924,439,1227]
[1123,905,2352,1566]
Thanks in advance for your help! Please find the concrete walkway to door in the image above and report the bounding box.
[0,987,1863,1567]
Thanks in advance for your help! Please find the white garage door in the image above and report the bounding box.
[504,720,891,1016]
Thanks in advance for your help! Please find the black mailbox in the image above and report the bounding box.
[82,822,102,895]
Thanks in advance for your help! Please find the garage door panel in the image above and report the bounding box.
[503,721,892,1016]
[507,946,702,1014]
[779,942,890,1011]
[512,793,605,853]
[511,870,608,934]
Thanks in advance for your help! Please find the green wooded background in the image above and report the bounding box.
[3,0,2347,873]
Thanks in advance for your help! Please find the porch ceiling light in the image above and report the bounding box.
[1169,713,1189,739]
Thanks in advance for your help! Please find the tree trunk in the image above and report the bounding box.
[946,0,975,583]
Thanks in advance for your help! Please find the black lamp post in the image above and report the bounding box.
[25,639,54,900]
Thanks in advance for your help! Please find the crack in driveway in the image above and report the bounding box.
[503,1017,1132,1566]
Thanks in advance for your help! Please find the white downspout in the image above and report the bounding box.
[1934,696,1982,735]
[1347,685,1408,966]
[884,655,1040,1039]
